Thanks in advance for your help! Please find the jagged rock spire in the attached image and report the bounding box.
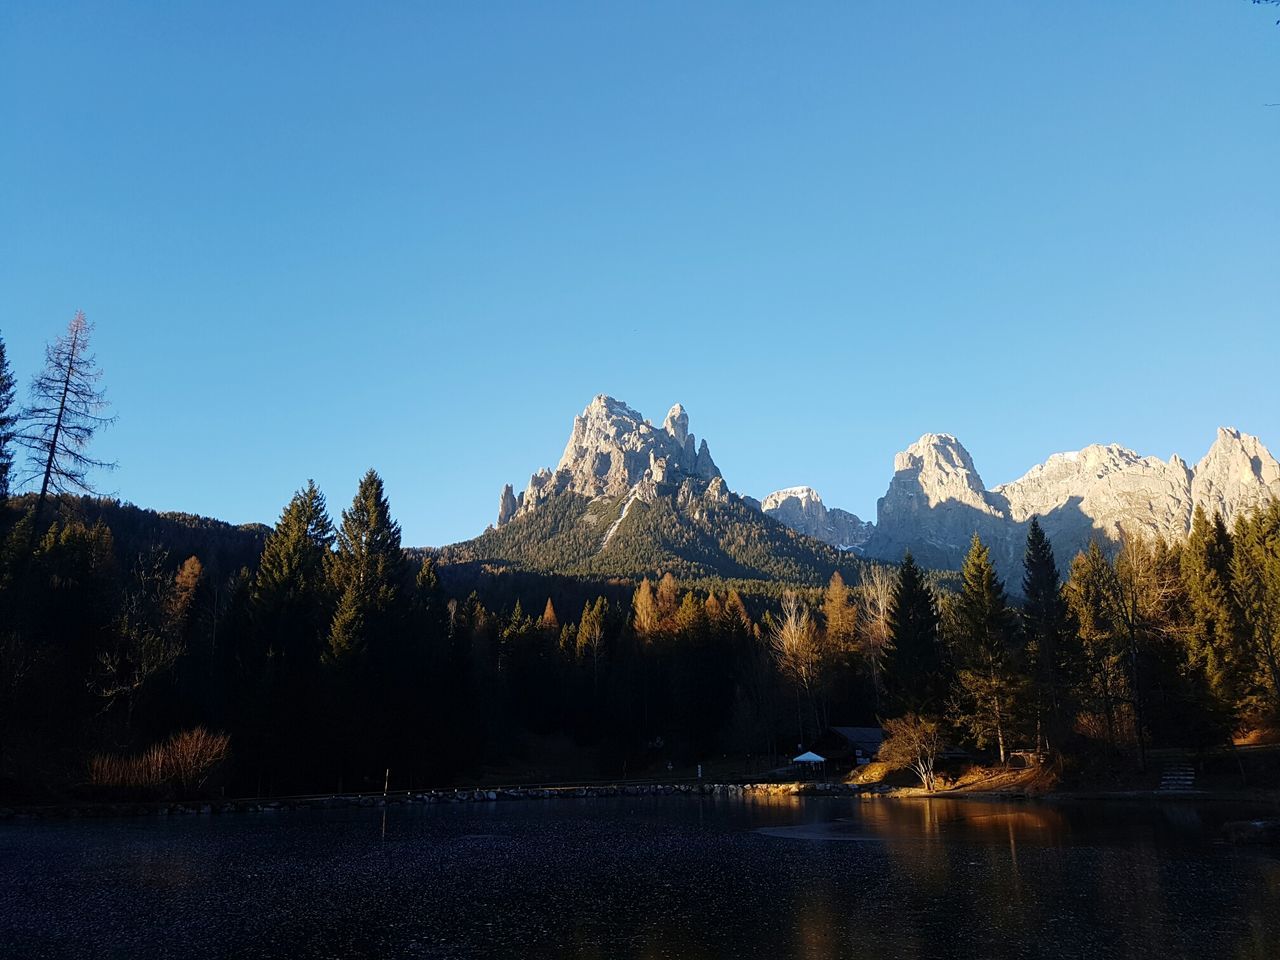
[497,395,724,524]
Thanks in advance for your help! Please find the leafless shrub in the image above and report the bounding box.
[88,727,230,797]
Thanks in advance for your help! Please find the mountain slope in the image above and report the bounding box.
[446,396,863,584]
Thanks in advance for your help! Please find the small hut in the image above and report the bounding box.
[791,750,827,780]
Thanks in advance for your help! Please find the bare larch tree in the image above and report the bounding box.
[16,311,115,543]
[769,591,824,745]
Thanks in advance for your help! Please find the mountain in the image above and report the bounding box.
[446,396,863,584]
[449,395,1278,586]
[863,426,1280,577]
[759,486,873,551]
[495,396,721,527]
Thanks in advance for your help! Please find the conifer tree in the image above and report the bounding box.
[1181,506,1242,711]
[540,598,559,632]
[822,571,858,653]
[411,555,440,606]
[244,482,335,784]
[1230,503,1280,714]
[16,312,115,540]
[703,590,723,625]
[632,578,659,636]
[1022,518,1073,752]
[0,331,16,503]
[884,551,945,713]
[952,534,1024,762]
[326,469,409,664]
[1066,542,1128,750]
[723,589,751,633]
[251,481,334,665]
[674,591,707,636]
[657,573,680,626]
[408,555,447,665]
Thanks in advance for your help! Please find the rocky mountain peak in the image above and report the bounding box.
[664,403,689,445]
[865,425,1280,579]
[761,486,822,512]
[1191,426,1280,523]
[496,396,723,526]
[890,433,993,511]
[760,485,872,551]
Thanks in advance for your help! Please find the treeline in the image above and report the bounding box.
[2,319,1279,800]
[875,508,1280,774]
[4,478,1277,799]
[0,471,863,797]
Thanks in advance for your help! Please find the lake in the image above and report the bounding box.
[1,796,1278,959]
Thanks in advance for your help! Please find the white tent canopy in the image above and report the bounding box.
[792,751,825,763]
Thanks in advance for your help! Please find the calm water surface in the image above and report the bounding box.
[1,796,1278,959]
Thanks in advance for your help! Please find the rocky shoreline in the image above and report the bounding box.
[0,780,862,821]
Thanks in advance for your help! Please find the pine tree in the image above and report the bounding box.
[251,481,334,665]
[884,551,945,714]
[952,534,1024,763]
[326,469,409,664]
[1229,503,1280,716]
[244,482,335,785]
[1180,506,1242,711]
[1022,518,1072,752]
[15,312,115,542]
[0,331,16,503]
[1066,542,1129,751]
[723,589,751,633]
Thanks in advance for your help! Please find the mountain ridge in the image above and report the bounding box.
[863,425,1280,575]
[454,394,1279,584]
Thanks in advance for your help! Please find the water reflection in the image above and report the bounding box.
[753,798,1280,960]
[0,797,1277,959]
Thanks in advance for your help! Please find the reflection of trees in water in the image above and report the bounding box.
[789,881,842,960]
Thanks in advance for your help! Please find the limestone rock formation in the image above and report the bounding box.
[865,434,1006,569]
[760,486,873,550]
[489,397,1279,584]
[864,427,1280,578]
[496,395,723,525]
[497,483,521,526]
[1191,427,1280,523]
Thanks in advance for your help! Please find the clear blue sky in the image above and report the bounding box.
[2,2,1277,546]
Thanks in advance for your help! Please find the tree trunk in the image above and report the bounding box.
[27,323,80,556]
[994,693,1006,764]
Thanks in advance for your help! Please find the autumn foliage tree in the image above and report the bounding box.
[878,713,941,792]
